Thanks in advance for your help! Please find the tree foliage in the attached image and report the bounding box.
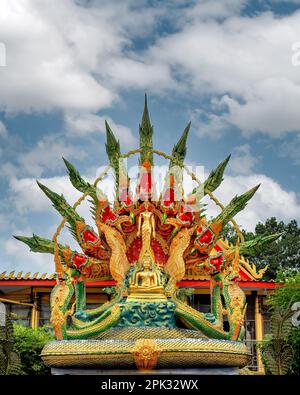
[261,302,294,375]
[260,271,300,375]
[13,324,54,375]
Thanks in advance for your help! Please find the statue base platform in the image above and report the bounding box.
[41,327,250,371]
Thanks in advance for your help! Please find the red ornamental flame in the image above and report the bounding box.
[82,228,98,244]
[71,253,88,269]
[177,205,193,225]
[209,254,225,272]
[198,229,213,245]
[163,187,175,205]
[195,227,215,253]
[161,188,176,215]
[119,189,134,208]
[101,205,118,223]
[138,165,152,200]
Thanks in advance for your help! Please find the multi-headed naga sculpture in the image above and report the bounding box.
[16,96,280,370]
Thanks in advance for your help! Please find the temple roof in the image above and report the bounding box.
[0,268,273,283]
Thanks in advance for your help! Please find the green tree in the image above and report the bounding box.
[260,271,300,375]
[13,324,54,375]
[254,218,300,277]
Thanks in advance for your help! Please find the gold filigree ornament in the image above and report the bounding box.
[240,257,268,279]
[132,338,161,370]
[229,296,244,325]
[50,282,75,339]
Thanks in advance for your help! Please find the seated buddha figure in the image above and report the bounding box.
[129,253,165,296]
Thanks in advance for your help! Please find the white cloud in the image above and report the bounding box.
[205,173,300,231]
[100,57,174,92]
[3,234,53,273]
[0,0,118,112]
[1,0,300,141]
[190,108,232,140]
[279,133,300,164]
[221,78,300,137]
[229,144,258,174]
[65,112,137,148]
[1,162,19,178]
[8,169,117,215]
[146,8,300,138]
[16,134,87,177]
[9,175,82,214]
[0,0,168,114]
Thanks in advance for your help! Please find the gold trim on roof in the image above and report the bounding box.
[0,256,268,283]
[219,237,268,280]
[0,271,55,280]
[239,257,268,280]
[0,271,6,279]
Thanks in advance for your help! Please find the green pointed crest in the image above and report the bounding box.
[139,94,153,165]
[213,184,260,226]
[170,122,191,168]
[105,120,121,165]
[204,155,231,194]
[13,234,64,254]
[63,158,96,198]
[236,233,283,256]
[105,120,129,198]
[36,181,83,235]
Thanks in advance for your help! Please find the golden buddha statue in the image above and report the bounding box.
[127,253,166,302]
[137,204,156,263]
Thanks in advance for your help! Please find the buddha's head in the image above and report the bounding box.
[141,253,152,270]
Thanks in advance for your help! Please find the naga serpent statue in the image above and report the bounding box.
[16,96,281,371]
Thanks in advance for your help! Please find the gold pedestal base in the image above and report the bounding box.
[126,293,167,303]
[41,328,250,371]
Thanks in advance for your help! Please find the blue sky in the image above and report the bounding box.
[0,0,300,274]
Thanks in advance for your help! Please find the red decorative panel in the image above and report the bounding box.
[151,239,168,265]
[126,237,167,264]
